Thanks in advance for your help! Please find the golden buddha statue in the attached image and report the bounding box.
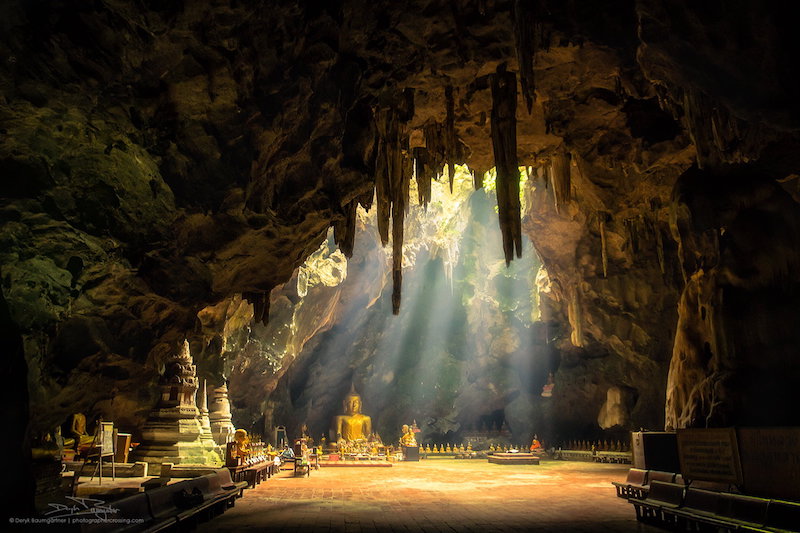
[399,424,417,447]
[425,444,432,453]
[232,428,251,461]
[334,385,372,442]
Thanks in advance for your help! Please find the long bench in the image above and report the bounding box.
[629,480,686,524]
[80,468,247,533]
[612,468,647,498]
[612,468,676,499]
[629,480,800,533]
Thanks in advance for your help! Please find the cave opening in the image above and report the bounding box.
[229,165,558,448]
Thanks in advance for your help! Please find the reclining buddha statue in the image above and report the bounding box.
[333,385,372,442]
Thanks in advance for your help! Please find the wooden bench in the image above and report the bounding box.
[81,468,247,533]
[720,493,770,531]
[612,468,648,498]
[765,499,800,532]
[629,480,685,524]
[145,469,248,532]
[648,486,797,533]
[80,492,151,533]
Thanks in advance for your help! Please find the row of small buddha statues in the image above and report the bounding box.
[564,439,630,452]
[420,443,474,454]
[334,439,386,455]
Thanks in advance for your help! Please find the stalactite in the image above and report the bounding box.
[424,121,446,180]
[655,222,665,275]
[445,85,456,192]
[375,110,392,246]
[624,217,640,257]
[390,134,409,315]
[679,88,766,169]
[490,66,522,265]
[243,291,269,326]
[370,90,417,315]
[471,167,483,190]
[651,199,665,275]
[412,147,431,209]
[334,199,357,258]
[567,285,584,347]
[599,213,608,278]
[550,150,571,213]
[513,0,536,114]
[356,188,373,212]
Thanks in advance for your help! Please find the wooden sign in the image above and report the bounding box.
[100,421,115,456]
[677,428,742,484]
[737,427,800,500]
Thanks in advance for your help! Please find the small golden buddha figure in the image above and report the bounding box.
[489,444,495,452]
[232,428,251,461]
[399,424,417,447]
[69,413,96,451]
[425,444,432,453]
[467,442,473,451]
[445,444,452,453]
[334,385,372,442]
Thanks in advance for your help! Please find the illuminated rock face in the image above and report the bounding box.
[665,168,800,429]
[2,0,800,451]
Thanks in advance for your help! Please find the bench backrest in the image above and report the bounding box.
[207,471,222,494]
[647,481,685,506]
[182,475,212,499]
[725,494,769,525]
[80,493,151,533]
[216,467,235,487]
[146,484,179,520]
[648,470,676,484]
[683,488,719,514]
[626,468,647,485]
[766,500,800,530]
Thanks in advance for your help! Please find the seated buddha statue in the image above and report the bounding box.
[232,429,251,461]
[333,385,372,442]
[69,413,96,451]
[399,424,417,447]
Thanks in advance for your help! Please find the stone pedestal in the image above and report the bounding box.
[132,340,220,465]
[488,452,540,465]
[209,383,235,446]
[403,446,420,461]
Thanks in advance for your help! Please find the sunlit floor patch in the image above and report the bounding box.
[196,459,665,532]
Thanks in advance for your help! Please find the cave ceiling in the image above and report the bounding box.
[2,0,800,437]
